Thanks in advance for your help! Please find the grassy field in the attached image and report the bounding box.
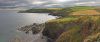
[43,16,100,42]
[43,6,100,42]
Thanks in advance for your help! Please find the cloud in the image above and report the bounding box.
[0,0,100,8]
[44,4,62,6]
[49,0,78,3]
[32,1,47,5]
[75,1,100,6]
[75,1,96,6]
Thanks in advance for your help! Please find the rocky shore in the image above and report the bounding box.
[10,23,47,42]
[18,23,45,34]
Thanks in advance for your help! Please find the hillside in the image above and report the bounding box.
[18,8,62,13]
[19,6,100,16]
[42,6,100,42]
[50,6,100,16]
[71,10,100,15]
[43,16,100,42]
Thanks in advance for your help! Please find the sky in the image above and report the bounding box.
[0,0,100,8]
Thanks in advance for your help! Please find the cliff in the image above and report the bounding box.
[43,16,100,42]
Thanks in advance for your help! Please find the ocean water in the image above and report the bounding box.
[0,10,56,42]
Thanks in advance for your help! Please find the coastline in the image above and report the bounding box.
[11,6,100,42]
[10,14,58,42]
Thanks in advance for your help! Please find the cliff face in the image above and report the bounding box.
[42,17,79,41]
[42,16,100,42]
[56,16,100,42]
[18,23,45,34]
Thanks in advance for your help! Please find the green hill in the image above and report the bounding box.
[19,8,62,13]
[50,6,96,16]
[43,16,100,42]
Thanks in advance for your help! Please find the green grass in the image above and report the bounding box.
[70,6,95,12]
[38,6,100,42]
[50,6,95,17]
[48,17,78,24]
[19,8,62,13]
[43,16,79,39]
[56,25,82,42]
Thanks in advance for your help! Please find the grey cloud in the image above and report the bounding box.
[0,0,100,8]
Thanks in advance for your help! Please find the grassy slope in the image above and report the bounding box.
[19,8,62,13]
[50,6,98,17]
[43,16,79,39]
[43,6,100,42]
[56,16,100,42]
[56,25,82,42]
[70,6,95,12]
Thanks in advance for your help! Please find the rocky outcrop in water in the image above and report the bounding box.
[18,23,45,34]
[10,23,47,42]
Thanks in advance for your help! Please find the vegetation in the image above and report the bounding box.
[50,6,97,17]
[19,6,100,42]
[43,16,79,41]
[19,8,62,13]
[40,6,100,42]
[56,25,82,42]
[43,16,100,42]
